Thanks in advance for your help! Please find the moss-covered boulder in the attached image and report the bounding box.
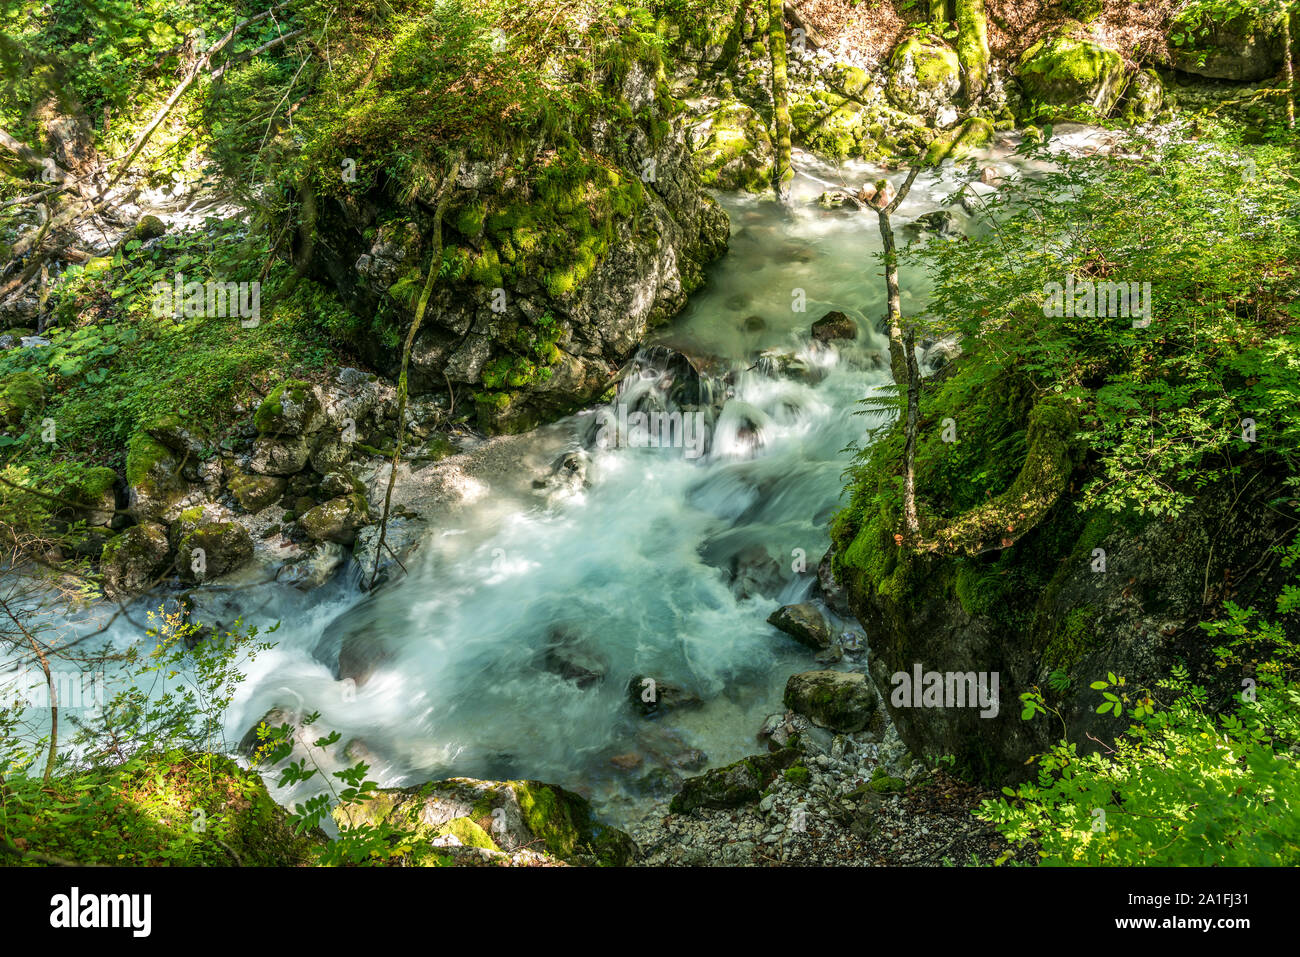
[333,777,637,866]
[227,468,287,513]
[923,116,995,166]
[177,521,254,583]
[1119,68,1164,122]
[1168,4,1285,81]
[783,670,879,733]
[1015,32,1127,121]
[100,522,171,600]
[299,493,370,545]
[885,34,962,118]
[686,100,773,193]
[253,380,325,436]
[125,431,189,522]
[668,748,800,814]
[0,370,44,425]
[57,465,118,526]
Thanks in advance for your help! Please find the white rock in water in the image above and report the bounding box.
[936,106,959,128]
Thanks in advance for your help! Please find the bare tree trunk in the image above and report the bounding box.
[768,0,793,202]
[872,166,924,539]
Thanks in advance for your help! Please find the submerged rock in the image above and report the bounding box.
[810,310,857,342]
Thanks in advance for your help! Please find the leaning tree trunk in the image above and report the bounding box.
[872,166,924,539]
[954,0,990,105]
[768,0,793,202]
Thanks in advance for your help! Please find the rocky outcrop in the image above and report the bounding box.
[309,47,728,435]
[834,468,1295,781]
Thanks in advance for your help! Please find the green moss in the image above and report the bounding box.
[783,764,811,786]
[509,780,633,866]
[869,768,906,793]
[253,380,313,434]
[924,116,994,166]
[0,370,45,424]
[125,430,174,487]
[434,816,499,850]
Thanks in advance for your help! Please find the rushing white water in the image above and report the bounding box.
[21,130,1088,826]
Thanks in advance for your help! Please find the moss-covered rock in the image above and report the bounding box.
[177,521,254,583]
[125,430,188,521]
[923,116,994,166]
[1168,4,1285,81]
[686,100,773,193]
[1119,68,1164,122]
[333,776,636,866]
[668,748,800,814]
[100,522,171,600]
[299,493,370,545]
[227,468,287,513]
[1015,32,1127,121]
[886,34,962,117]
[783,670,879,733]
[0,370,44,425]
[57,465,118,526]
[253,380,325,436]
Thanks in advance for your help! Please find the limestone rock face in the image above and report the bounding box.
[836,472,1296,781]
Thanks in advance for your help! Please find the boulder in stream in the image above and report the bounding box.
[784,670,880,734]
[767,601,833,650]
